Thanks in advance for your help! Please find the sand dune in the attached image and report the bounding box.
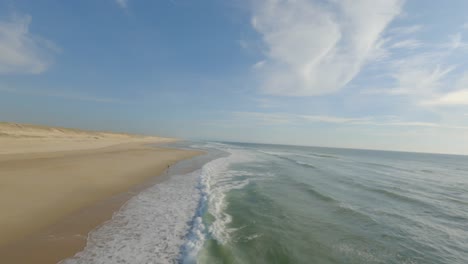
[0,122,176,154]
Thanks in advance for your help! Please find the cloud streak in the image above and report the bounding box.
[390,39,422,49]
[0,85,129,104]
[116,0,128,9]
[0,14,58,74]
[232,111,468,130]
[389,25,423,35]
[251,0,403,96]
[422,90,468,106]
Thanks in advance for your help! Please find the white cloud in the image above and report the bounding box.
[390,64,454,95]
[362,26,468,111]
[252,60,266,70]
[232,111,468,130]
[448,33,464,49]
[389,25,423,35]
[391,39,422,49]
[254,98,281,108]
[364,49,455,96]
[300,115,372,124]
[251,0,403,96]
[232,112,292,125]
[0,14,57,74]
[233,112,373,125]
[233,112,372,126]
[238,39,249,49]
[383,121,439,127]
[421,72,468,106]
[375,121,468,130]
[422,90,468,106]
[116,0,128,9]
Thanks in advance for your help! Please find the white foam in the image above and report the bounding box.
[204,150,257,243]
[180,148,260,262]
[61,170,202,264]
[62,144,260,264]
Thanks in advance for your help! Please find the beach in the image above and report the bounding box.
[0,122,201,263]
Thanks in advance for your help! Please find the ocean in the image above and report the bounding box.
[62,142,468,264]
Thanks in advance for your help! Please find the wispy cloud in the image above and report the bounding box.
[251,0,403,96]
[390,39,422,49]
[115,0,128,9]
[300,115,372,124]
[364,32,468,106]
[363,34,460,97]
[0,85,128,104]
[232,111,468,130]
[419,71,468,106]
[232,111,373,126]
[0,14,58,74]
[389,25,423,35]
[447,33,465,49]
[232,112,292,125]
[254,98,281,109]
[422,90,468,106]
[390,63,454,95]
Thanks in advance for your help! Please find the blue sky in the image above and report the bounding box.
[1,0,468,154]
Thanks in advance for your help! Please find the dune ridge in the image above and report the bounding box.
[0,121,176,154]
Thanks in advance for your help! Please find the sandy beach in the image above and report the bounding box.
[0,122,201,263]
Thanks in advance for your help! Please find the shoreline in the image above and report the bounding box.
[0,143,203,263]
[63,146,223,263]
[0,122,203,263]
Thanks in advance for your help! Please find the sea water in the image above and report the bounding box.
[63,142,468,264]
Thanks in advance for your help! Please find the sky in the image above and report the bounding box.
[1,0,468,155]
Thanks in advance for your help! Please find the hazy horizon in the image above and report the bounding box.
[1,0,468,155]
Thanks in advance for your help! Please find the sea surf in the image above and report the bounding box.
[62,142,468,264]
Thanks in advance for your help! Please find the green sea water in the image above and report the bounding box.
[186,142,468,264]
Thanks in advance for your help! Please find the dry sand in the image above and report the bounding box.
[0,122,202,263]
